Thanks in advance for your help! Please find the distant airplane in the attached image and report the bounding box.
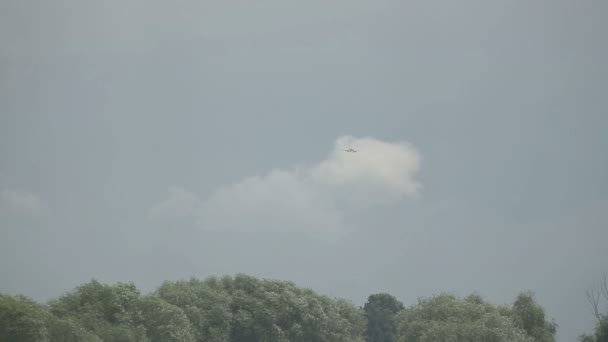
[343,148,357,152]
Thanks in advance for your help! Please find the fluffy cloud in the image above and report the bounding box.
[312,136,421,192]
[311,135,421,206]
[1,189,48,216]
[149,135,421,239]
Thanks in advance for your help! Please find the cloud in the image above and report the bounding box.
[0,189,48,217]
[147,186,202,223]
[311,135,421,205]
[149,135,421,239]
[196,169,347,240]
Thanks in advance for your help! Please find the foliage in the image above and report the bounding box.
[580,274,608,342]
[580,315,608,342]
[0,275,564,342]
[510,291,557,342]
[156,277,232,342]
[49,279,149,341]
[158,274,365,342]
[138,295,195,342]
[0,294,49,342]
[395,293,536,342]
[363,293,404,342]
[0,293,100,342]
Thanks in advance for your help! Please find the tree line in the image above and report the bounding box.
[579,274,608,342]
[0,273,601,341]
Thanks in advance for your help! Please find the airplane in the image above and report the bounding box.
[343,148,357,152]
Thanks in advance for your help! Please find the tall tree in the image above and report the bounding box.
[363,293,404,342]
[511,291,557,342]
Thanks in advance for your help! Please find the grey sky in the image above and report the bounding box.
[1,1,607,340]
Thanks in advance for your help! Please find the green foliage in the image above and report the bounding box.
[510,291,557,342]
[580,315,608,342]
[580,274,608,342]
[156,277,232,342]
[0,293,100,342]
[334,298,366,341]
[395,293,535,342]
[1,275,562,342]
[155,274,364,342]
[598,316,608,342]
[363,293,404,342]
[49,279,149,342]
[45,315,102,342]
[0,294,49,342]
[138,295,195,342]
[155,273,366,342]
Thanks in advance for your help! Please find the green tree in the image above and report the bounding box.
[138,295,195,342]
[156,278,232,342]
[510,291,557,342]
[46,315,101,342]
[218,273,364,342]
[0,294,49,342]
[363,293,404,342]
[0,293,101,342]
[596,316,608,342]
[49,279,149,342]
[581,275,608,342]
[579,315,608,342]
[395,293,535,342]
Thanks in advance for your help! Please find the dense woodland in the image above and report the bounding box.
[0,273,605,341]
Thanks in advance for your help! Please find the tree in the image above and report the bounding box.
[49,279,149,342]
[218,273,365,342]
[395,293,536,342]
[156,277,232,342]
[580,316,608,342]
[586,275,608,324]
[3,274,564,342]
[363,293,404,342]
[0,294,49,342]
[0,293,102,342]
[580,274,608,342]
[596,316,608,342]
[45,315,102,342]
[138,295,195,342]
[511,291,557,342]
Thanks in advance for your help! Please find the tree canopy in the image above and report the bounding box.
[0,274,562,342]
[363,293,404,342]
[395,292,556,342]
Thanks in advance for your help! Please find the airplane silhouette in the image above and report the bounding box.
[343,148,357,152]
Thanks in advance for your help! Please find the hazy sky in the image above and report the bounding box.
[1,1,607,340]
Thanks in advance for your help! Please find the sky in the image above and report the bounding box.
[1,0,607,340]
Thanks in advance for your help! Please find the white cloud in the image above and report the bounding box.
[197,170,346,240]
[148,135,421,239]
[1,189,48,216]
[147,186,202,223]
[311,135,421,204]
